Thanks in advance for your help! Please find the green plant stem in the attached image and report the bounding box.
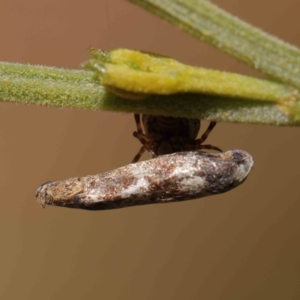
[1,1,300,126]
[1,62,299,125]
[127,0,300,89]
[0,62,103,109]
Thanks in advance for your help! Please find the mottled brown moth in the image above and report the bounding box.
[132,114,221,163]
[36,150,254,211]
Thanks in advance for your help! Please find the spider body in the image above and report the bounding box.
[132,114,221,163]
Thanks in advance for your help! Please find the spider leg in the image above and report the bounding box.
[133,114,151,144]
[198,144,222,152]
[195,121,217,146]
[134,113,143,134]
[132,114,155,161]
[133,131,151,144]
[191,121,222,152]
[132,145,147,163]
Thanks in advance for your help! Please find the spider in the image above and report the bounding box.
[132,114,222,163]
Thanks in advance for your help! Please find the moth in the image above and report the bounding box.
[36,150,254,211]
[132,114,221,162]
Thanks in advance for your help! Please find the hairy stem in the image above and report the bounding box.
[127,0,300,89]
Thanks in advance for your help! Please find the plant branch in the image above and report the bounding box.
[126,0,300,89]
[1,1,300,126]
[1,60,299,125]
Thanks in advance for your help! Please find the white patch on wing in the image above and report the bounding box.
[180,177,205,191]
[120,177,149,198]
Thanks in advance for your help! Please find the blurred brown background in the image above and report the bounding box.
[0,0,300,299]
